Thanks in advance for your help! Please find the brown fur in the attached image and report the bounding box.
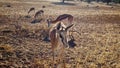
[51,14,73,24]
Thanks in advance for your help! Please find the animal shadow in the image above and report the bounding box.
[31,19,42,24]
[52,2,76,6]
[6,4,11,7]
[43,36,50,42]
[68,39,76,48]
[24,15,31,18]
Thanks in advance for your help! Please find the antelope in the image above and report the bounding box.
[47,14,74,27]
[49,22,74,68]
[34,10,44,19]
[47,14,74,44]
[28,7,35,14]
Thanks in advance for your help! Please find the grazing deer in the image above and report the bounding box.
[47,14,73,27]
[34,10,44,19]
[28,7,35,14]
[49,22,74,68]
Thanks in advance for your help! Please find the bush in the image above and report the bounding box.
[113,0,120,3]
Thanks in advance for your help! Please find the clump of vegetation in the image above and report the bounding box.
[0,44,15,59]
[0,44,15,67]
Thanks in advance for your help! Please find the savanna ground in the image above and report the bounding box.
[0,0,120,68]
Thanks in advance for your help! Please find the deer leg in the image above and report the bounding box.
[69,31,75,41]
[63,59,66,68]
[57,47,66,68]
[62,51,66,68]
[62,49,66,68]
[66,31,70,43]
[52,47,55,68]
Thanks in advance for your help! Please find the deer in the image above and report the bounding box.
[47,14,73,27]
[49,22,74,68]
[28,7,35,14]
[34,10,44,19]
[47,14,74,42]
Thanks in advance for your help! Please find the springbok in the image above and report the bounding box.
[49,22,74,68]
[47,14,73,27]
[47,14,74,42]
[28,7,35,14]
[34,10,44,19]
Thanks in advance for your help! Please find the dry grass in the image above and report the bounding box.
[0,0,120,68]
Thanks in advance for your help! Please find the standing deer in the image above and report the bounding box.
[28,7,35,14]
[47,14,73,27]
[49,22,74,68]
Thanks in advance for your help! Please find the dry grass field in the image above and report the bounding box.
[0,0,120,68]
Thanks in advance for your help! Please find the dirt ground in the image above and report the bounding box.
[0,0,120,68]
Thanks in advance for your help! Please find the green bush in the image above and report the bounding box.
[113,0,120,3]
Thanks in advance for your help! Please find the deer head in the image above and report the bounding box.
[54,22,74,48]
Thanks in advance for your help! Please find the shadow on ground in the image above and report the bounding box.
[31,19,42,24]
[68,39,76,48]
[52,2,76,6]
[24,15,31,18]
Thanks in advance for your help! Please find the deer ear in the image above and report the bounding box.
[65,24,74,31]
